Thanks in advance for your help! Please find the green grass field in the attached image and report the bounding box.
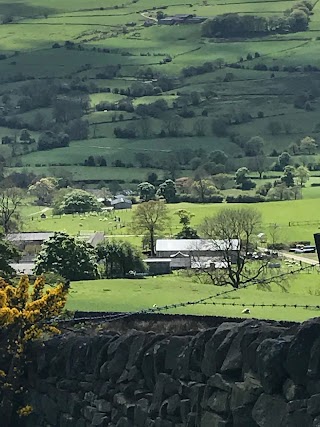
[66,269,320,322]
[22,198,320,245]
[0,0,318,187]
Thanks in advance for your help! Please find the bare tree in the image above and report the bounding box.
[199,207,286,290]
[131,200,170,256]
[268,223,281,249]
[0,187,23,233]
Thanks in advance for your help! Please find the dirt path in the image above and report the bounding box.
[280,251,319,266]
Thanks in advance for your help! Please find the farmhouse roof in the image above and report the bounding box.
[7,232,54,242]
[173,14,193,18]
[156,239,240,252]
[170,251,190,258]
[111,197,132,206]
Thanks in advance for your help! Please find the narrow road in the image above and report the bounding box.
[280,251,319,266]
[140,12,158,22]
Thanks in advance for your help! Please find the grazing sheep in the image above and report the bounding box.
[242,308,251,314]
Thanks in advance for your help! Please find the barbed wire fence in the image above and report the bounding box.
[53,263,318,326]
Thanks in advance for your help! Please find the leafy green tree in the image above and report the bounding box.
[97,240,146,278]
[244,136,265,157]
[138,182,156,201]
[278,151,291,170]
[131,201,169,256]
[249,154,267,179]
[34,232,99,280]
[281,165,296,187]
[192,178,219,202]
[209,150,228,165]
[296,165,310,187]
[175,209,199,239]
[212,173,230,190]
[300,136,317,155]
[56,189,101,214]
[28,177,58,205]
[157,179,176,203]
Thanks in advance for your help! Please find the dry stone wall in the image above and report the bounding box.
[21,317,320,426]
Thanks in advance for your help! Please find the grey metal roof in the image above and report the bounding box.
[156,239,240,252]
[7,232,54,242]
[111,198,132,205]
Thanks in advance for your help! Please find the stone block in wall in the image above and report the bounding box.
[98,381,112,398]
[221,320,261,375]
[149,373,171,415]
[256,337,291,394]
[208,373,232,392]
[285,409,313,427]
[180,399,191,423]
[57,378,79,392]
[167,393,181,415]
[60,413,75,427]
[116,416,132,427]
[142,346,156,390]
[126,331,150,369]
[282,378,307,401]
[164,336,190,372]
[230,374,263,411]
[54,389,69,413]
[155,417,173,427]
[287,399,307,413]
[286,318,320,385]
[93,399,112,413]
[84,391,97,405]
[186,412,197,427]
[164,376,180,396]
[308,337,320,380]
[94,335,119,377]
[83,405,97,422]
[241,323,285,375]
[200,411,229,427]
[134,398,149,426]
[308,393,320,415]
[41,394,58,426]
[207,390,229,414]
[252,393,287,427]
[69,393,83,418]
[190,329,217,372]
[190,370,205,382]
[201,322,239,377]
[75,418,86,427]
[314,415,320,426]
[127,366,141,382]
[79,381,93,392]
[189,383,206,413]
[232,405,259,427]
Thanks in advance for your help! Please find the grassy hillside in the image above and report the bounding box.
[0,0,319,186]
[66,270,320,322]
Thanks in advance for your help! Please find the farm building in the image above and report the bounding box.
[7,232,54,254]
[158,14,207,25]
[155,239,239,268]
[111,195,132,210]
[144,258,172,275]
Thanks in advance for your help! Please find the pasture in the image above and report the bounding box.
[0,0,319,186]
[66,269,320,322]
[22,198,320,245]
